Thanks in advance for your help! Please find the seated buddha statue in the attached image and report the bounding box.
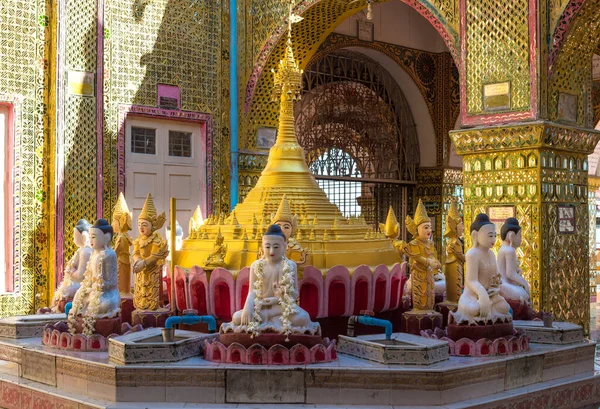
[51,219,93,312]
[203,230,227,268]
[393,199,442,312]
[271,195,308,266]
[221,224,320,340]
[68,219,121,335]
[452,214,511,325]
[497,218,532,305]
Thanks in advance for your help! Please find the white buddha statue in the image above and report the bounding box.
[452,214,511,325]
[51,219,92,312]
[221,224,320,340]
[68,219,121,335]
[497,217,531,304]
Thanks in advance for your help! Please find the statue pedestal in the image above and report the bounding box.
[71,316,122,338]
[205,332,337,365]
[435,301,458,328]
[401,310,443,335]
[507,299,540,320]
[120,296,135,325]
[447,321,514,342]
[132,309,172,328]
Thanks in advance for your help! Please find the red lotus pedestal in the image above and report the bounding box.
[435,301,458,328]
[401,310,443,335]
[131,309,172,328]
[447,321,514,341]
[507,299,540,321]
[205,332,337,365]
[70,316,122,338]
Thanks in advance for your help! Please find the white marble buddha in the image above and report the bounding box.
[51,219,92,312]
[497,217,531,304]
[452,214,511,325]
[68,219,121,335]
[221,224,319,339]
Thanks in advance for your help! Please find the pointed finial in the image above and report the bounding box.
[379,206,400,239]
[242,228,248,240]
[252,213,259,226]
[309,229,316,241]
[229,211,239,226]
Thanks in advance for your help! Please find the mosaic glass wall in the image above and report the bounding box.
[465,0,530,115]
[103,0,227,214]
[0,0,53,315]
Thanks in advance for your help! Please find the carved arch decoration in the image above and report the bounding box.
[243,0,459,116]
[547,0,600,127]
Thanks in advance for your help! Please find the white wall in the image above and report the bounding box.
[333,0,448,53]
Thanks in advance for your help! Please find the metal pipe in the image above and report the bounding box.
[346,314,393,340]
[170,198,177,315]
[229,0,239,209]
[65,301,72,318]
[164,313,217,332]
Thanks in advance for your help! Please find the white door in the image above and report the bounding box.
[125,116,205,240]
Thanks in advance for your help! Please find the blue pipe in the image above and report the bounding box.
[165,314,217,333]
[65,302,73,318]
[229,0,239,209]
[347,314,393,340]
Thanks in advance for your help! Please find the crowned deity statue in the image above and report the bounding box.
[132,193,169,311]
[452,214,512,325]
[267,195,309,267]
[51,219,93,312]
[393,199,441,312]
[443,202,465,305]
[203,229,227,268]
[68,219,120,335]
[497,218,532,305]
[221,224,320,340]
[112,193,133,297]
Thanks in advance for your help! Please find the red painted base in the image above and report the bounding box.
[401,310,443,335]
[447,321,514,342]
[120,297,135,325]
[205,335,337,365]
[218,332,324,348]
[41,320,144,352]
[435,301,458,328]
[70,316,122,338]
[131,309,173,328]
[507,299,541,321]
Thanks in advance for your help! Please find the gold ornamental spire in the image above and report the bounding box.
[406,199,431,236]
[444,202,462,238]
[379,206,400,239]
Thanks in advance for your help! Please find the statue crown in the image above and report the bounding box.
[406,199,430,236]
[444,202,462,238]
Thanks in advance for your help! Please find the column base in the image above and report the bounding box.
[120,296,135,325]
[132,309,173,328]
[435,301,458,328]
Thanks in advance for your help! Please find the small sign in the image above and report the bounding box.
[483,81,510,111]
[557,92,577,123]
[68,71,95,96]
[256,127,277,149]
[487,206,515,233]
[558,205,576,234]
[157,84,180,109]
[357,20,374,42]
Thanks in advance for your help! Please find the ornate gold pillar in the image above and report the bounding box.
[588,176,600,321]
[451,123,599,331]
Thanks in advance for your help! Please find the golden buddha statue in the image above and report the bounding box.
[393,199,440,312]
[112,193,133,297]
[271,195,308,266]
[132,193,169,311]
[203,229,227,268]
[443,202,465,305]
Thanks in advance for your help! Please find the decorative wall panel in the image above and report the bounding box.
[0,0,53,315]
[548,0,600,128]
[464,0,530,115]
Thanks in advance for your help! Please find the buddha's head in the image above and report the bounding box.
[90,219,114,251]
[500,217,522,248]
[73,219,91,248]
[262,224,287,263]
[470,213,496,249]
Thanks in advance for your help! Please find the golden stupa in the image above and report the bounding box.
[176,8,400,272]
